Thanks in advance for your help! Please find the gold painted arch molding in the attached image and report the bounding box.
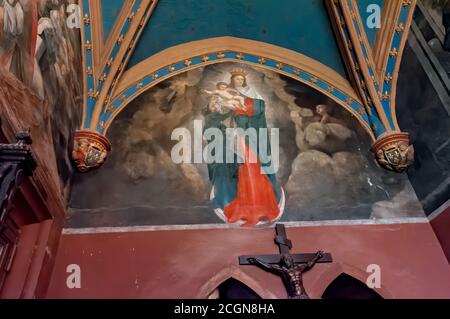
[73,37,384,173]
[97,37,373,139]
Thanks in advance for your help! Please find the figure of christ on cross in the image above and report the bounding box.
[248,251,323,299]
[239,224,332,299]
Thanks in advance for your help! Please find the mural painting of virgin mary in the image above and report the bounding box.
[203,68,285,227]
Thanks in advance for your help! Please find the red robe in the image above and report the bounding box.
[224,98,280,227]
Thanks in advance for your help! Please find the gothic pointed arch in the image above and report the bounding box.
[198,265,277,299]
[322,273,383,299]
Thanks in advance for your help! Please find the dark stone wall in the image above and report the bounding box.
[396,41,450,214]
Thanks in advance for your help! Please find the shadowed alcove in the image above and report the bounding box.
[208,278,262,300]
[321,273,383,299]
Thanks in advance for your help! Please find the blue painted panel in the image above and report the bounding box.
[101,0,125,40]
[127,0,347,76]
[357,0,384,46]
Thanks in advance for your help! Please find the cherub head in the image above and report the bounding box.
[209,95,221,113]
[316,104,329,116]
[216,82,229,91]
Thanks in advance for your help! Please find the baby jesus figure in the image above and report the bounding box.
[203,82,247,113]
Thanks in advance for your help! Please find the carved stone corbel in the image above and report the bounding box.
[72,130,111,172]
[371,132,414,173]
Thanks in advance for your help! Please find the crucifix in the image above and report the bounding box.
[239,224,332,299]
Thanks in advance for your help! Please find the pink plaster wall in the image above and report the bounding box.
[46,222,450,299]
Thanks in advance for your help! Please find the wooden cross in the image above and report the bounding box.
[239,224,332,265]
[239,224,332,298]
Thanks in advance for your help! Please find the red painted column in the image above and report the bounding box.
[430,202,450,263]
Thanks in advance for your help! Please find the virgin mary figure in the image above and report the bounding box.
[204,68,285,227]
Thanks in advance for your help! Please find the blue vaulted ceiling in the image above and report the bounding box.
[123,0,348,76]
[357,0,385,46]
[101,0,125,40]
